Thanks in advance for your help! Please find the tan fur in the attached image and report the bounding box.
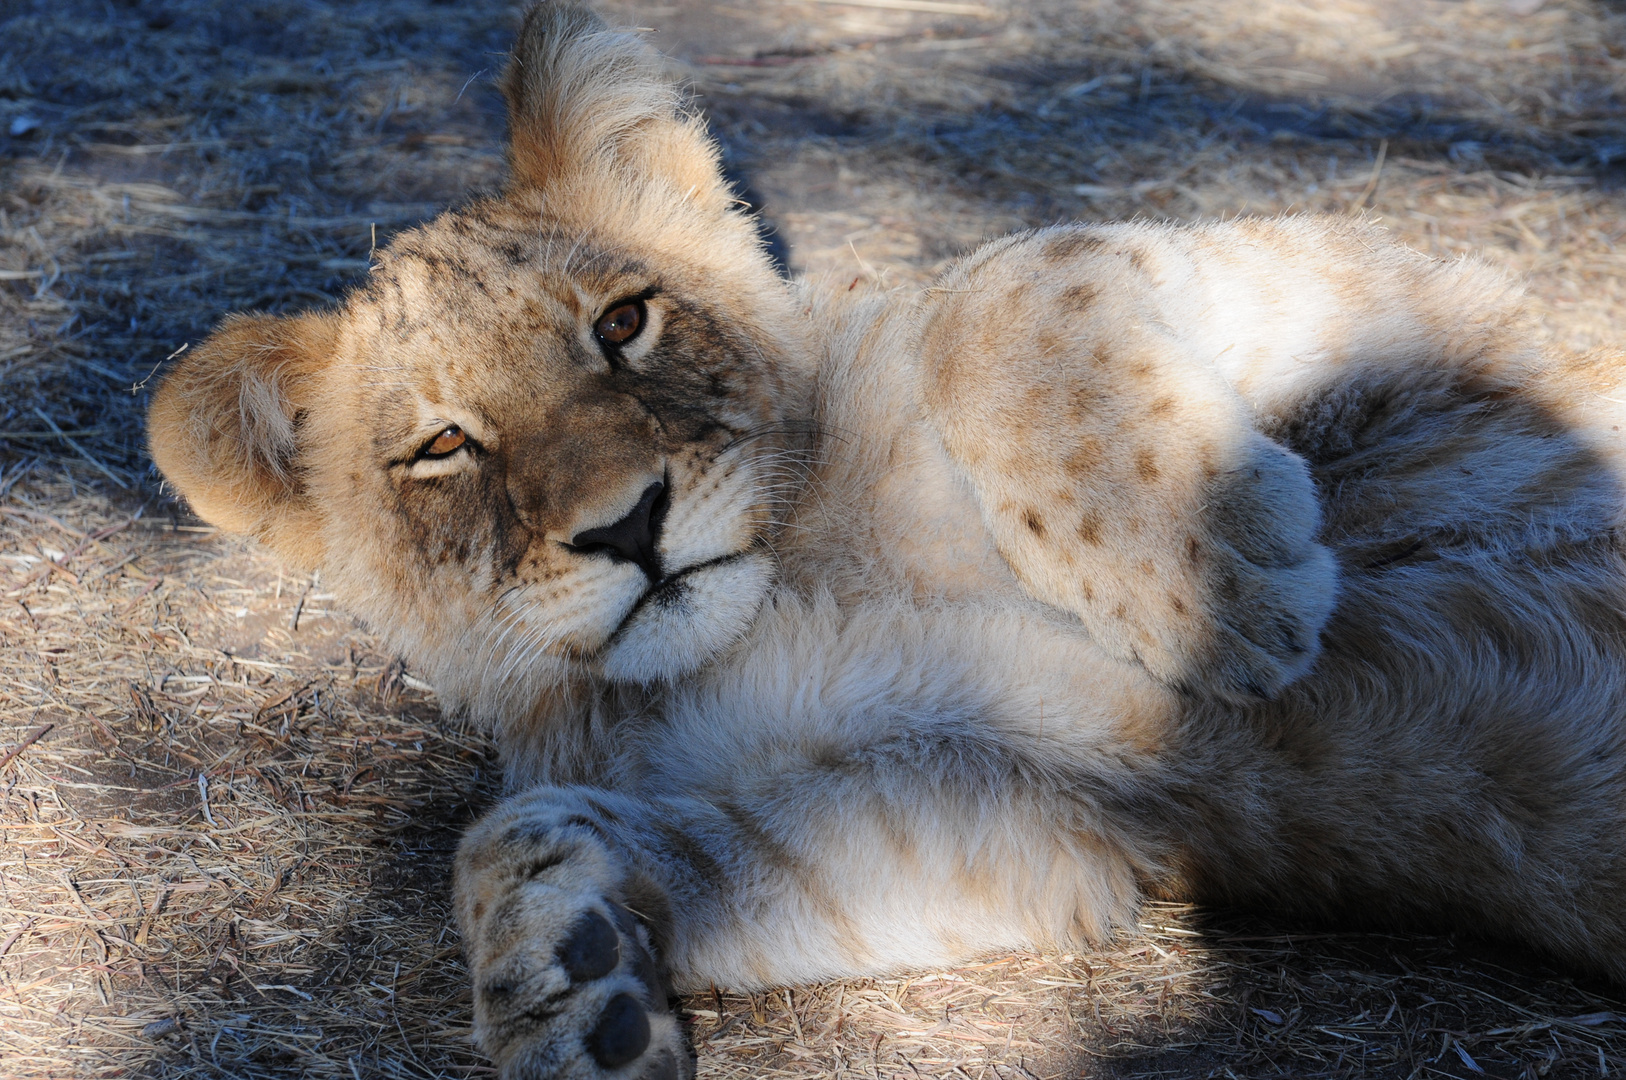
[149,5,1626,1078]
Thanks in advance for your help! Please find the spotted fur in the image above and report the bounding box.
[150,5,1626,1078]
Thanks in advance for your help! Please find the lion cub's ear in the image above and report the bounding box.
[147,311,337,569]
[501,2,733,219]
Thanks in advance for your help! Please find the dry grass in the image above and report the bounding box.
[6,0,1626,1076]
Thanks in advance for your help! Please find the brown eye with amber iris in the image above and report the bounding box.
[594,300,644,348]
[423,426,466,458]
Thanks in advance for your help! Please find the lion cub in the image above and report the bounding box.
[149,3,1626,1077]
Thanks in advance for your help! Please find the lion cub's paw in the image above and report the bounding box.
[480,898,684,1080]
[1189,430,1339,701]
[457,803,690,1080]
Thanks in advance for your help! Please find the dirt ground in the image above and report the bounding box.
[5,0,1626,1076]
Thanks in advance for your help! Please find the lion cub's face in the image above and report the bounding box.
[334,203,796,698]
[148,18,811,718]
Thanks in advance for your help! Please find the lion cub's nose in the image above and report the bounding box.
[568,481,668,582]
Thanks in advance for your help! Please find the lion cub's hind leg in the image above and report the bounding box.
[919,228,1338,701]
[456,796,687,1080]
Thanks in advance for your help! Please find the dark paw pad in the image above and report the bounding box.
[557,910,619,983]
[586,992,650,1068]
[607,900,641,939]
[605,901,670,1005]
[630,939,668,1005]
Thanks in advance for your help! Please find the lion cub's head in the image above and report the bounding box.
[148,2,812,718]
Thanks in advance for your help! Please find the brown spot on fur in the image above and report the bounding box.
[1068,438,1104,473]
[718,800,801,875]
[1198,445,1220,481]
[1149,396,1174,416]
[1113,699,1166,756]
[1135,449,1161,482]
[1186,536,1203,565]
[1043,231,1105,263]
[1137,561,1154,576]
[1069,384,1102,418]
[1078,514,1103,545]
[1024,510,1046,537]
[1080,580,1093,600]
[1113,604,1127,619]
[1061,283,1098,313]
[1170,594,1187,614]
[655,818,726,891]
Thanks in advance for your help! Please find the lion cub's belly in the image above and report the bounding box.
[648,579,1180,806]
[715,332,1181,784]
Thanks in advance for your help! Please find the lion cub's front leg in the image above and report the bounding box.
[919,229,1338,701]
[455,794,687,1080]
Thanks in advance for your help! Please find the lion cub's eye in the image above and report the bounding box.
[421,426,467,458]
[594,300,644,348]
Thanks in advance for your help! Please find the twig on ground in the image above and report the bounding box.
[0,723,54,774]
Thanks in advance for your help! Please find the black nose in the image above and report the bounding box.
[568,481,668,581]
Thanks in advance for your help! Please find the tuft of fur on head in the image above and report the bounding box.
[502,3,734,225]
[504,6,676,181]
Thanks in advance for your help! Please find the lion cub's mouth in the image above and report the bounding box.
[598,550,774,683]
[611,551,756,639]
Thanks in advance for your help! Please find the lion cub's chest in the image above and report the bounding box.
[656,388,1177,795]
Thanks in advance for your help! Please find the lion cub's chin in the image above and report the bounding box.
[598,552,775,684]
